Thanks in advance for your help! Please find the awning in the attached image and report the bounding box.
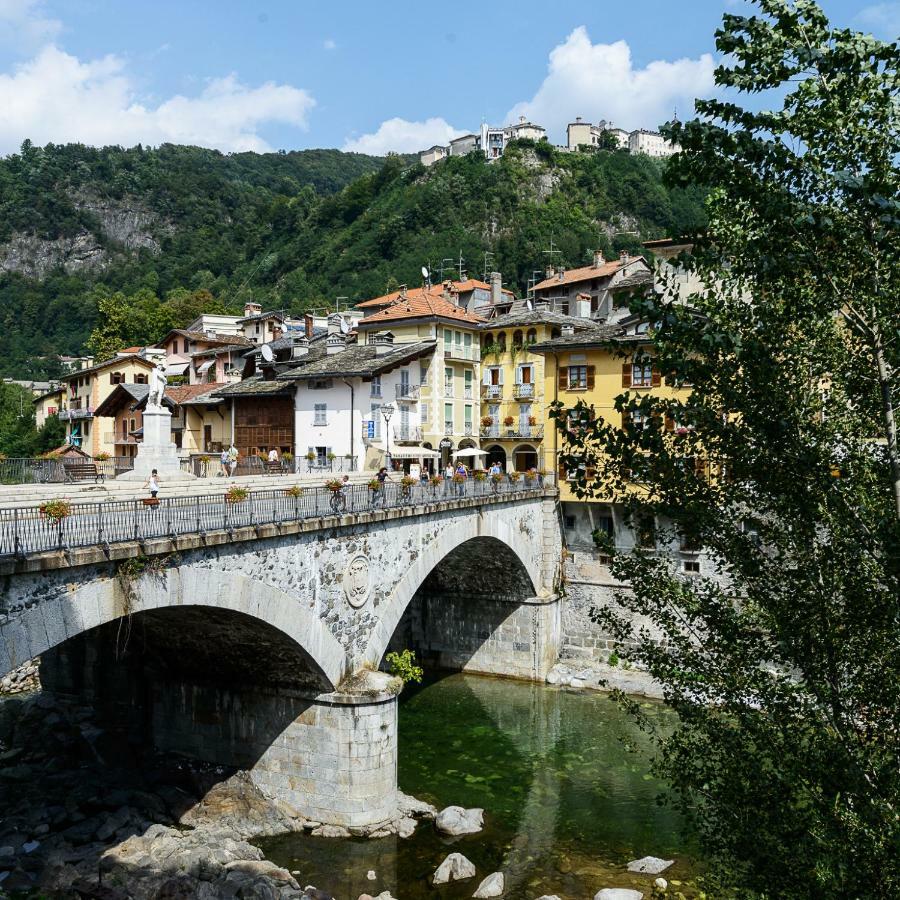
[196,361,215,374]
[381,446,440,459]
[164,363,189,377]
[454,447,488,458]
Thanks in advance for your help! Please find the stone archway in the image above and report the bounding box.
[485,443,507,470]
[513,443,538,472]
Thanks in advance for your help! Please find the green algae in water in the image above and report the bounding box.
[258,673,700,899]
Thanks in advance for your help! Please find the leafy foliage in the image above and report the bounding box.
[0,140,704,378]
[553,2,899,896]
[385,649,423,684]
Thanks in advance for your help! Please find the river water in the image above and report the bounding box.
[260,673,702,899]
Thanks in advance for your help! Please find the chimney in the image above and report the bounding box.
[535,298,550,310]
[326,334,346,355]
[575,116,582,123]
[398,285,408,299]
[272,324,284,340]
[441,280,453,301]
[327,313,343,336]
[374,331,395,356]
[545,266,554,279]
[557,267,565,281]
[291,336,310,359]
[490,271,502,307]
[243,301,262,318]
[620,250,630,264]
[561,324,575,336]
[519,115,526,124]
[574,292,592,319]
[593,250,605,268]
[304,313,314,339]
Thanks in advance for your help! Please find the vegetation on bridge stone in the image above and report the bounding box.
[552,1,899,896]
[385,649,424,685]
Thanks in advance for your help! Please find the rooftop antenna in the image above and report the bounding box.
[526,269,543,299]
[335,296,348,313]
[542,238,562,274]
[457,250,466,281]
[482,251,495,283]
[439,257,455,282]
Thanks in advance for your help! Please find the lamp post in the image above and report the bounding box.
[381,402,395,471]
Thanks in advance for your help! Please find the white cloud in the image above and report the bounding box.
[506,27,716,139]
[323,38,336,50]
[0,0,61,49]
[342,116,465,155]
[0,44,316,154]
[856,3,900,37]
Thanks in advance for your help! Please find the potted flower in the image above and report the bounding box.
[400,474,416,488]
[306,450,316,461]
[452,472,466,484]
[524,469,537,483]
[94,452,111,461]
[473,470,487,482]
[368,478,381,492]
[39,499,71,523]
[490,472,504,485]
[225,486,248,504]
[528,415,537,427]
[324,478,343,492]
[503,415,515,427]
[481,415,494,427]
[429,474,444,488]
[285,485,304,498]
[282,451,294,463]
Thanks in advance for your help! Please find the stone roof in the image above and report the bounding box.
[212,377,296,398]
[528,324,629,352]
[59,353,156,382]
[92,383,150,417]
[282,340,436,380]
[479,309,595,330]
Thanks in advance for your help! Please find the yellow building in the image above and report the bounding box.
[33,386,65,430]
[478,308,594,472]
[530,319,695,559]
[58,352,157,457]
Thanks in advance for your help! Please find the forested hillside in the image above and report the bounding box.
[0,140,705,378]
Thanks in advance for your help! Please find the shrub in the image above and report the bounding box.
[324,478,343,492]
[473,470,487,481]
[608,651,620,667]
[306,451,316,460]
[93,452,111,461]
[400,474,416,488]
[385,649,423,684]
[452,472,466,483]
[285,485,303,498]
[429,474,443,487]
[225,486,248,504]
[368,478,381,491]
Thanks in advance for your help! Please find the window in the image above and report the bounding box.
[444,366,454,396]
[309,379,333,390]
[109,372,125,385]
[464,404,473,429]
[371,376,382,398]
[444,402,454,433]
[183,339,189,354]
[421,403,429,424]
[419,362,429,385]
[497,332,507,351]
[526,328,537,344]
[370,403,381,438]
[314,403,327,426]
[206,365,217,383]
[134,373,148,384]
[512,330,523,347]
[624,355,658,388]
[635,514,656,549]
[444,330,452,352]
[680,529,701,553]
[564,515,576,529]
[568,365,588,389]
[683,560,701,574]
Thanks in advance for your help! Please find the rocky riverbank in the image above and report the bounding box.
[0,689,437,898]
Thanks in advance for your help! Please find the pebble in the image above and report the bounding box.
[433,852,477,885]
[473,871,505,898]
[367,869,376,880]
[654,877,668,890]
[627,856,673,875]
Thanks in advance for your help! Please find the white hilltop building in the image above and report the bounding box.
[566,117,680,158]
[421,116,548,166]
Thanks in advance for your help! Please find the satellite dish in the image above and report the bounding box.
[340,317,351,334]
[260,344,275,363]
[526,299,533,310]
[421,266,430,280]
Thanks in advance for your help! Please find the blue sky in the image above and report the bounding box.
[0,0,896,156]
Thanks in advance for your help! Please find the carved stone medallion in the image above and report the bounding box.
[344,554,371,608]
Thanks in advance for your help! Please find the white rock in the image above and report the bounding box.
[310,824,351,838]
[397,816,417,839]
[473,871,504,897]
[546,671,560,685]
[626,856,673,875]
[367,870,377,881]
[435,805,484,836]
[433,852,477,884]
[594,891,643,900]
[654,878,668,891]
[534,896,561,900]
[569,677,585,688]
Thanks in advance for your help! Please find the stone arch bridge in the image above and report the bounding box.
[0,487,562,828]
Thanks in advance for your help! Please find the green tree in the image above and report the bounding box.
[554,2,899,896]
[86,288,129,361]
[0,382,39,456]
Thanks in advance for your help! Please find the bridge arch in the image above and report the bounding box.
[363,513,540,670]
[1,564,345,690]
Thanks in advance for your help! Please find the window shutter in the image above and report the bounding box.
[498,368,504,385]
[558,366,568,390]
[586,366,595,390]
[483,368,490,385]
[622,364,632,388]
[651,369,661,388]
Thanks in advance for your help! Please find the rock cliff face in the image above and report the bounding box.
[0,192,170,279]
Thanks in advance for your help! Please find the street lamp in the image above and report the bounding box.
[381,402,395,471]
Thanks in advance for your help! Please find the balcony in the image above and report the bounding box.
[482,384,503,400]
[444,424,454,436]
[394,426,423,443]
[59,407,93,421]
[481,425,499,438]
[444,345,480,362]
[513,383,535,400]
[395,383,420,401]
[480,425,544,440]
[463,424,474,436]
[444,383,454,398]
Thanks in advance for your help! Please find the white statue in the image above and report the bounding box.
[147,363,167,410]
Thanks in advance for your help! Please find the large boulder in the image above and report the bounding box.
[594,891,643,900]
[435,806,484,836]
[473,871,505,897]
[433,852,477,884]
[626,856,673,875]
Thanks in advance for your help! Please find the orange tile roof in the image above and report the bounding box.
[357,290,486,326]
[164,383,226,404]
[532,260,626,292]
[356,279,513,309]
[119,346,143,354]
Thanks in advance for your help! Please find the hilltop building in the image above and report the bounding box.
[566,118,680,157]
[421,117,548,166]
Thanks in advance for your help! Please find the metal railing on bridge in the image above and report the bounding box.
[0,456,134,485]
[0,476,551,560]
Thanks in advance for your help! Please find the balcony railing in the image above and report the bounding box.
[481,425,499,438]
[463,424,474,436]
[444,346,480,362]
[513,383,535,400]
[395,383,420,401]
[58,407,94,421]
[394,426,423,443]
[463,386,474,400]
[444,383,454,398]
[444,424,454,435]
[482,384,503,400]
[480,425,544,440]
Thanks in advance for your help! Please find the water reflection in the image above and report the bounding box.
[259,673,698,899]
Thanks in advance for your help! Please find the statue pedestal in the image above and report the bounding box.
[121,407,193,481]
